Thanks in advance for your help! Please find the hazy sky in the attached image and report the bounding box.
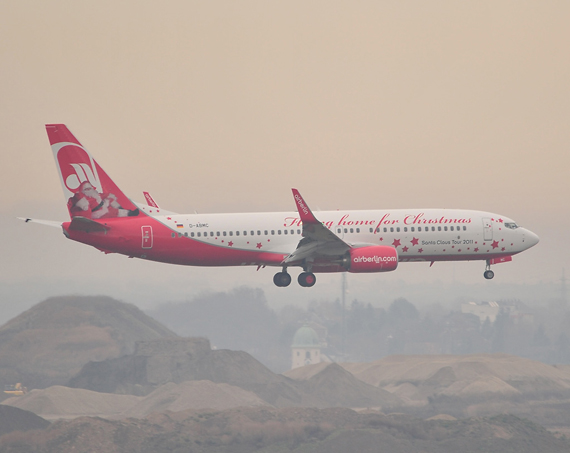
[1,1,568,321]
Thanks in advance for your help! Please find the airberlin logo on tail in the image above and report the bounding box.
[353,255,397,264]
[54,143,101,197]
[66,163,98,191]
[294,193,310,216]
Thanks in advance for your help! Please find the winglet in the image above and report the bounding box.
[143,191,160,208]
[292,189,319,224]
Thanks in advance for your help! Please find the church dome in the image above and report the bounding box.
[292,326,320,348]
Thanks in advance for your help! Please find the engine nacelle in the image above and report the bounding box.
[346,246,398,273]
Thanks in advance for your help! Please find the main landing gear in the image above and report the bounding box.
[484,261,495,280]
[273,271,292,287]
[273,268,317,287]
[298,272,317,287]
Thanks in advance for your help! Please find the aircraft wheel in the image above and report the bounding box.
[273,272,291,287]
[484,270,495,280]
[298,272,317,287]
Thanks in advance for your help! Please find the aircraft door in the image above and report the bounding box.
[142,226,153,249]
[482,218,493,241]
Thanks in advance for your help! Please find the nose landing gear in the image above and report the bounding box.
[484,261,495,280]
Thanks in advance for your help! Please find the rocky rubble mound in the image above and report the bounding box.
[68,338,403,410]
[0,296,177,389]
[284,362,402,408]
[1,407,568,453]
[3,381,268,420]
[3,386,141,419]
[0,404,50,437]
[342,353,570,404]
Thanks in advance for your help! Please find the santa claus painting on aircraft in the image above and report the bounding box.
[67,181,138,219]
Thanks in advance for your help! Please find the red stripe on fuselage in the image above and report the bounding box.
[62,216,287,267]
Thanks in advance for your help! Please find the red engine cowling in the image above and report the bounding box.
[347,246,398,273]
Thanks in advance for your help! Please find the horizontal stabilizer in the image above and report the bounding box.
[68,217,110,233]
[18,217,62,228]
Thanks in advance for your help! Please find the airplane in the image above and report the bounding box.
[21,124,539,288]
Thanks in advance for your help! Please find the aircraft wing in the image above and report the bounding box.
[283,189,350,265]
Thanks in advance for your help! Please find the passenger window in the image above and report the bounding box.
[184,232,188,237]
[356,228,360,233]
[257,231,261,235]
[229,231,233,236]
[404,227,407,232]
[390,227,394,233]
[191,232,195,237]
[450,226,454,231]
[344,228,348,233]
[197,232,201,237]
[432,227,435,232]
[291,230,294,234]
[243,231,247,236]
[337,228,341,233]
[444,226,448,231]
[284,230,288,234]
[350,228,353,233]
[384,228,387,233]
[271,230,275,235]
[297,229,301,234]
[171,233,176,238]
[251,231,254,236]
[217,232,220,236]
[223,231,227,236]
[463,226,467,231]
[438,226,441,231]
[236,231,240,236]
[264,230,268,235]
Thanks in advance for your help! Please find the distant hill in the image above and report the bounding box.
[0,296,177,389]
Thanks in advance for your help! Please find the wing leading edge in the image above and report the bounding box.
[283,189,350,266]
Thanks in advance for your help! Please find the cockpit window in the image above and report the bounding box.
[505,222,518,229]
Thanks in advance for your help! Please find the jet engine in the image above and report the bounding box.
[344,246,398,273]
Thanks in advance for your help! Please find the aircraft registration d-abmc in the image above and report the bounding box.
[22,124,539,288]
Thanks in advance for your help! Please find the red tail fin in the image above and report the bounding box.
[46,124,139,220]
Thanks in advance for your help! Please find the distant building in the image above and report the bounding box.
[461,301,500,323]
[291,325,321,369]
[461,300,534,325]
